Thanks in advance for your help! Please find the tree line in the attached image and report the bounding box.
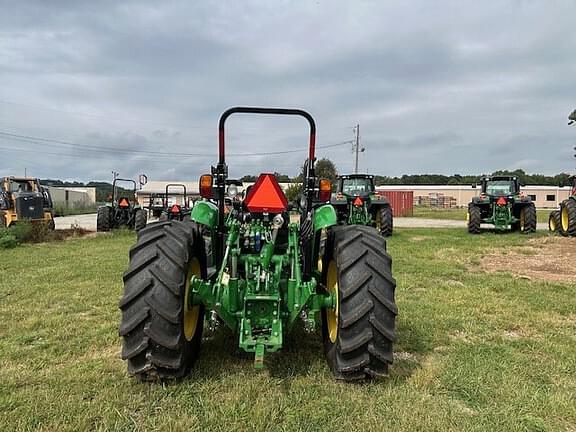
[40,165,572,204]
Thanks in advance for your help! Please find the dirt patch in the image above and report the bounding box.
[478,236,576,283]
[51,227,95,241]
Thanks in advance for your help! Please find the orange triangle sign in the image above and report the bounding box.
[353,196,363,207]
[245,174,288,213]
[119,198,130,207]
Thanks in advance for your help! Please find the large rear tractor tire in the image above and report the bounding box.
[548,210,560,233]
[119,221,206,381]
[519,204,537,233]
[322,225,397,381]
[560,198,576,237]
[377,206,393,237]
[96,206,111,232]
[467,204,481,234]
[134,209,147,232]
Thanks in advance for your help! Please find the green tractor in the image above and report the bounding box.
[548,176,576,235]
[158,183,192,222]
[467,176,536,233]
[550,110,576,235]
[331,174,393,236]
[96,177,147,232]
[119,107,397,381]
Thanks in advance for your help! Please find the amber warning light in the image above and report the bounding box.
[244,174,288,213]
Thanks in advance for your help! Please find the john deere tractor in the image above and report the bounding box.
[119,107,397,381]
[96,177,147,232]
[467,176,536,233]
[550,109,576,235]
[0,176,55,229]
[331,174,393,236]
[158,183,191,222]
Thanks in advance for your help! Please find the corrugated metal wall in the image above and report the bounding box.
[377,191,414,217]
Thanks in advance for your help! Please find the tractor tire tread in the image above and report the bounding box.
[324,225,396,381]
[119,220,205,381]
[468,204,481,234]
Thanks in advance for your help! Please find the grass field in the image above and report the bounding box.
[412,206,552,224]
[1,229,575,431]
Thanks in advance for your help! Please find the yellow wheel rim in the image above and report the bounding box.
[184,258,201,341]
[520,210,525,231]
[466,212,470,222]
[562,206,569,232]
[376,210,382,230]
[326,260,339,343]
[549,215,556,231]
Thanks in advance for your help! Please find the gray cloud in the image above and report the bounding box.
[1,0,575,182]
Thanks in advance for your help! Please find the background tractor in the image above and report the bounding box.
[0,176,55,229]
[550,109,576,235]
[147,193,164,218]
[158,183,191,222]
[96,177,147,232]
[331,174,393,236]
[119,107,397,382]
[468,175,536,233]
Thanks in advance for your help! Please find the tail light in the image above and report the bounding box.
[319,179,331,202]
[496,197,507,206]
[353,196,363,207]
[199,174,213,199]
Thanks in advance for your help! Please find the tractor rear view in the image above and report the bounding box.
[158,183,191,222]
[467,176,536,233]
[119,107,397,381]
[331,174,393,236]
[97,177,147,232]
[550,110,576,235]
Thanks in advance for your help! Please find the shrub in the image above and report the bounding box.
[0,234,18,249]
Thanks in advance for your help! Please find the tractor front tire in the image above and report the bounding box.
[519,204,537,233]
[548,210,560,233]
[467,204,481,234]
[378,206,393,237]
[119,221,206,381]
[560,199,576,236]
[96,207,111,232]
[134,209,147,232]
[322,225,397,380]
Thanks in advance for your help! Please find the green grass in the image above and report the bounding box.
[412,206,552,223]
[54,203,99,217]
[1,229,575,431]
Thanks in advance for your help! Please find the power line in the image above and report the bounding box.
[0,130,352,158]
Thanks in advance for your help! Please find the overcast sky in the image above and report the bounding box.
[1,0,575,182]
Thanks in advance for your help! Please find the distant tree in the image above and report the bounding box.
[297,158,338,183]
[285,183,303,203]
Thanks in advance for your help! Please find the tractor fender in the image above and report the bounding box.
[313,204,337,231]
[190,200,218,228]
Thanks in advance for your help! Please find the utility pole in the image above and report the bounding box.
[112,170,119,181]
[352,124,365,174]
[24,167,27,177]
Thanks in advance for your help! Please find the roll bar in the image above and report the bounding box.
[112,178,137,203]
[213,107,317,265]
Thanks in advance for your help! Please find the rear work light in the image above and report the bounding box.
[319,179,331,202]
[200,174,213,199]
[244,173,288,213]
